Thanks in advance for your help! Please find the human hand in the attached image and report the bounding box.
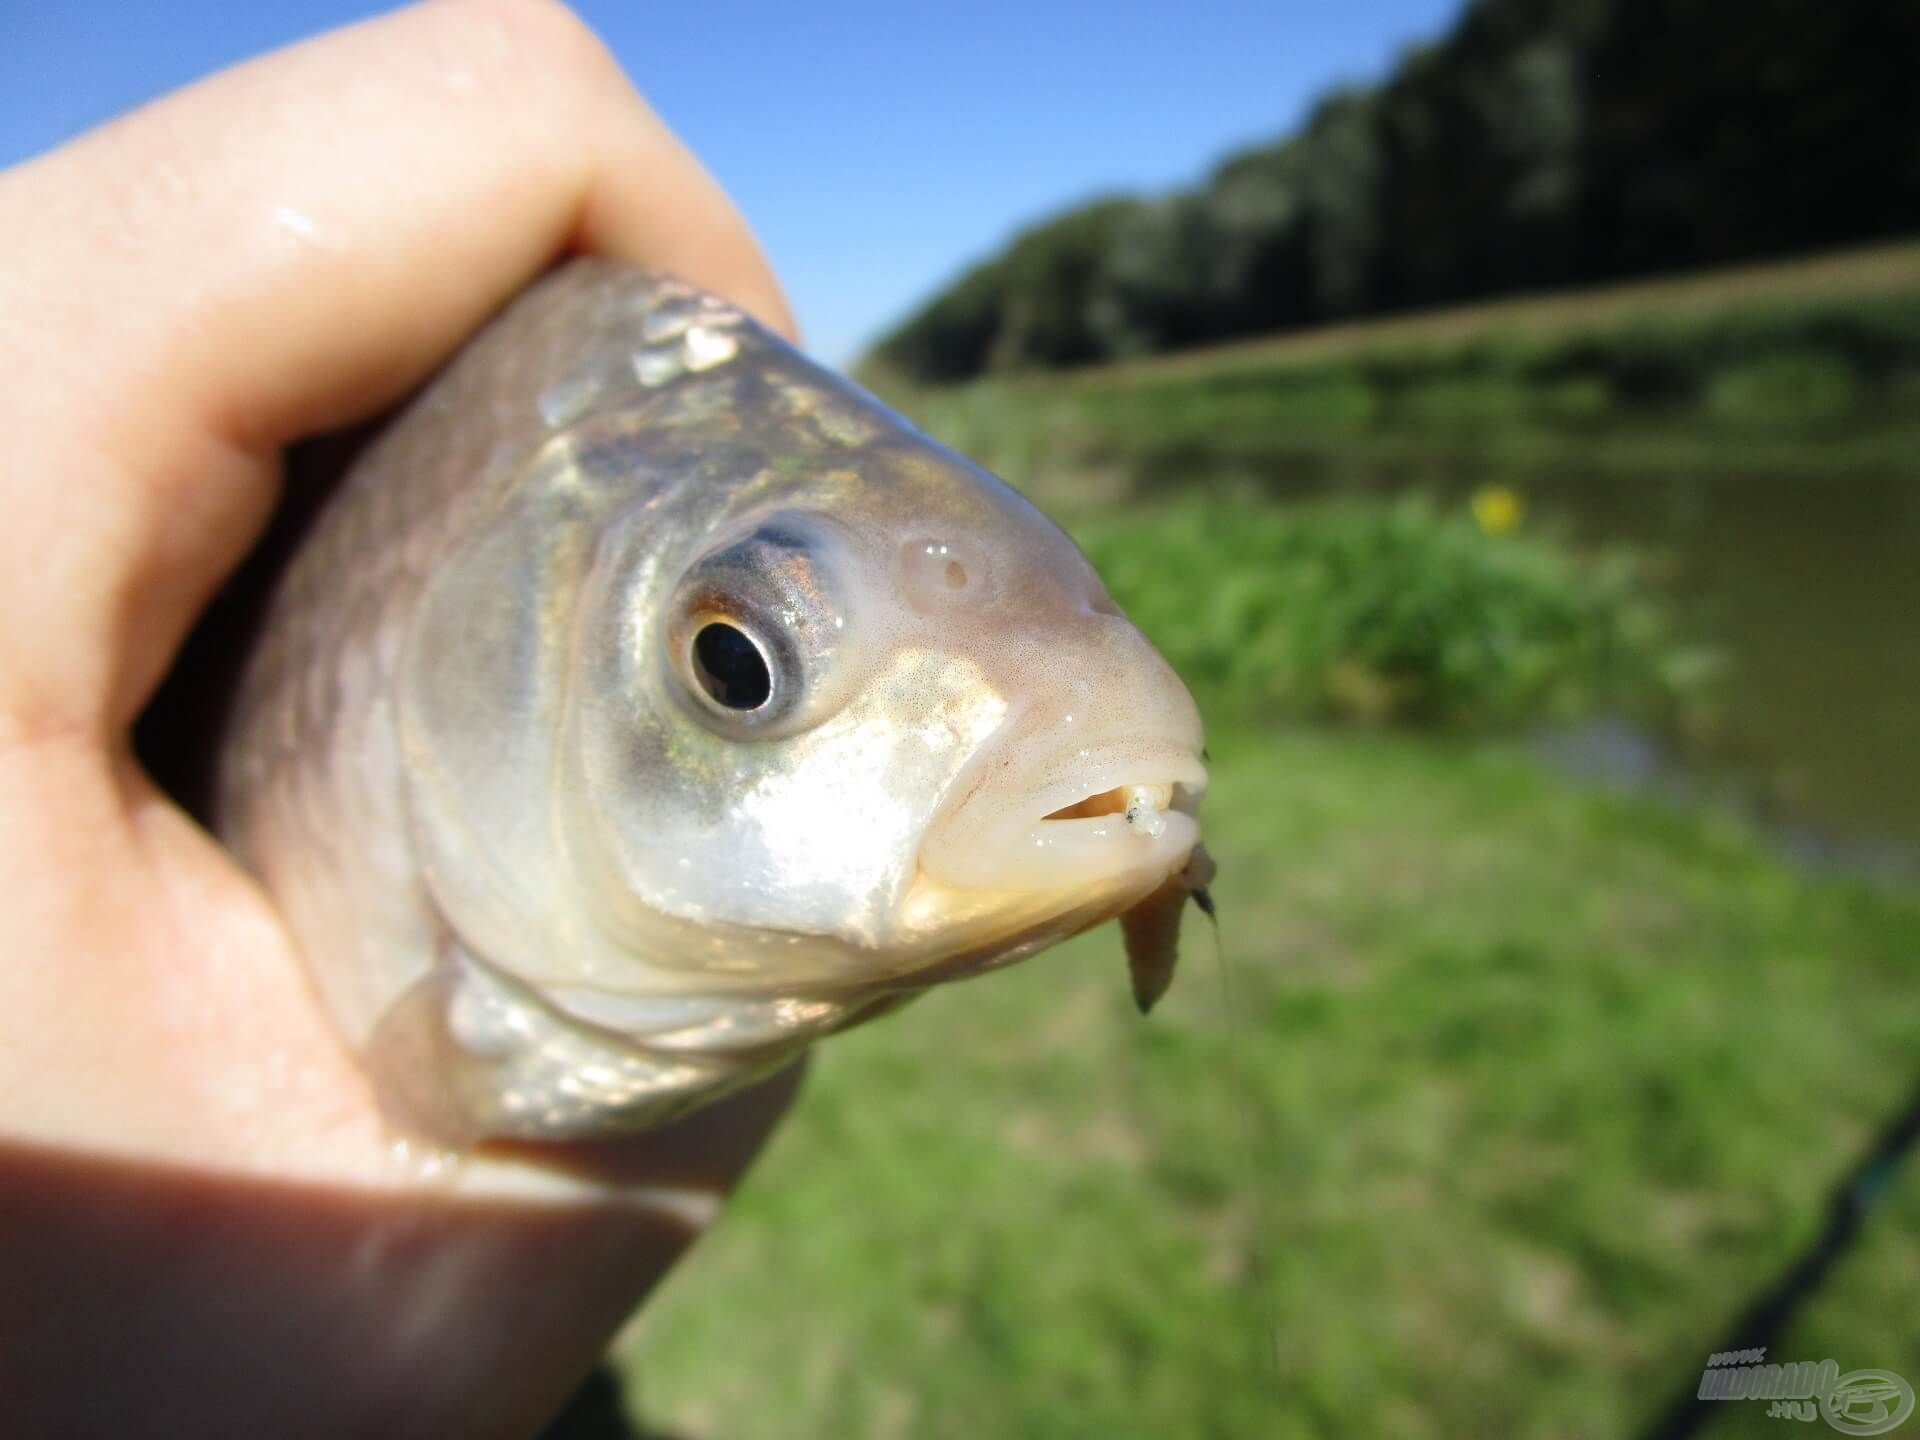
[0,4,801,1434]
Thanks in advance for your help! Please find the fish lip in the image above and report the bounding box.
[918,737,1208,894]
[1024,752,1208,831]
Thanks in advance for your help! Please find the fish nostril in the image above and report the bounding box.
[900,537,986,611]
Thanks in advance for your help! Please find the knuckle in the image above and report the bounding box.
[422,0,623,99]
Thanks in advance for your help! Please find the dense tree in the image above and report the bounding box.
[866,0,1920,384]
[1297,91,1384,320]
[987,198,1145,370]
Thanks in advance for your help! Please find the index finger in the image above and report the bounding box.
[0,0,795,736]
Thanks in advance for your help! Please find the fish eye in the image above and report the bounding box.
[690,621,772,711]
[666,511,858,738]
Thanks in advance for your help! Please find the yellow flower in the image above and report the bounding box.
[1471,484,1524,536]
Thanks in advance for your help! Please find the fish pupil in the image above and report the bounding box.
[692,622,772,710]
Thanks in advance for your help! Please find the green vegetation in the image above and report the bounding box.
[867,0,1920,382]
[1075,497,1694,730]
[618,264,1920,1436]
[621,730,1920,1438]
[888,269,1920,499]
[612,252,1920,1437]
[1731,1165,1920,1439]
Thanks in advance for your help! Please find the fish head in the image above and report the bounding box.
[558,397,1206,990]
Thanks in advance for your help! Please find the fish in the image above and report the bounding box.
[1120,844,1218,1015]
[215,259,1211,1146]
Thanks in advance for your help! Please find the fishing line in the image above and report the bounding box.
[1195,888,1283,1386]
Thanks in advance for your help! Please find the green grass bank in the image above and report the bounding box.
[611,245,1920,1437]
[873,239,1920,507]
[621,729,1920,1438]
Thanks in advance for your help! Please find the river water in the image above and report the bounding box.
[1259,456,1920,861]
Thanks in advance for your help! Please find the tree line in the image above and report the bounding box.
[865,0,1920,384]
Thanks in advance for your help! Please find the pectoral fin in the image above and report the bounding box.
[364,943,748,1146]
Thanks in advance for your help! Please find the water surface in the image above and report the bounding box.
[1257,455,1920,856]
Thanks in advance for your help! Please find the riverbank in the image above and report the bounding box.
[610,247,1920,1436]
[882,245,1920,854]
[873,237,1920,515]
[620,729,1920,1437]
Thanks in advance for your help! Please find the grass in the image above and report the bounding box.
[851,237,1920,393]
[1713,1163,1920,1436]
[601,243,1920,1437]
[617,728,1920,1438]
[1071,496,1697,730]
[872,240,1920,510]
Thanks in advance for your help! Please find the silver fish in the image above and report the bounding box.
[217,260,1208,1145]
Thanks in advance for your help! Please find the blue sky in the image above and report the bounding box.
[0,0,1462,364]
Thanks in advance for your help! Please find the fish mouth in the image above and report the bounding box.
[920,742,1207,894]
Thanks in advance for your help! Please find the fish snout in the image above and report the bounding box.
[919,610,1207,894]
